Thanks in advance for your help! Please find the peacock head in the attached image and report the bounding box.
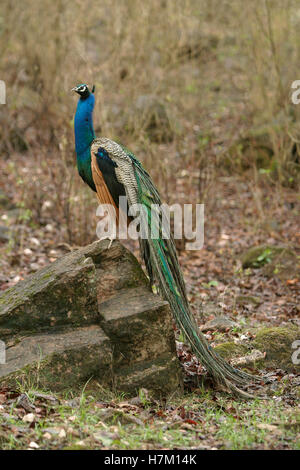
[71,84,95,99]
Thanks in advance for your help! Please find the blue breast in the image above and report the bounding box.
[74,94,96,191]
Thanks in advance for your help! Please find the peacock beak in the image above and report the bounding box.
[71,87,78,92]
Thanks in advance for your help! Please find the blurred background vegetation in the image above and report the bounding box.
[0,0,299,248]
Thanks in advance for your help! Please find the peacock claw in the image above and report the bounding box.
[99,235,115,249]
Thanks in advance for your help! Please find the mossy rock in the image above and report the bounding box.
[0,326,112,392]
[240,244,299,280]
[113,355,183,398]
[252,326,300,371]
[0,240,183,396]
[214,342,249,360]
[0,253,98,339]
[215,326,300,372]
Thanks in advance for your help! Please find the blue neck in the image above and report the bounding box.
[74,93,95,157]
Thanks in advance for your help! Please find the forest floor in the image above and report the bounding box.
[0,158,299,450]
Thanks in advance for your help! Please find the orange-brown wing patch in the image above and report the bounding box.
[91,152,120,224]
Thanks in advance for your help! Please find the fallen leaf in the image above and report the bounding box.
[286,279,298,285]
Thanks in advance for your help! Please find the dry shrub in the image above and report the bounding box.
[0,0,299,246]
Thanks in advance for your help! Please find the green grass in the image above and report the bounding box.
[1,386,299,450]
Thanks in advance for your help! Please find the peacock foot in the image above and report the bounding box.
[99,235,116,249]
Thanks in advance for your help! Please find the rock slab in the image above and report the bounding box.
[0,240,183,396]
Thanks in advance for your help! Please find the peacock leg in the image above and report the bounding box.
[99,235,116,249]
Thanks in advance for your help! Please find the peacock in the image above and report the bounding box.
[72,83,258,396]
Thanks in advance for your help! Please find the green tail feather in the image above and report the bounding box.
[141,233,259,396]
[132,160,261,396]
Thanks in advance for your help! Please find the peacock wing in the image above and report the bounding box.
[90,142,122,224]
